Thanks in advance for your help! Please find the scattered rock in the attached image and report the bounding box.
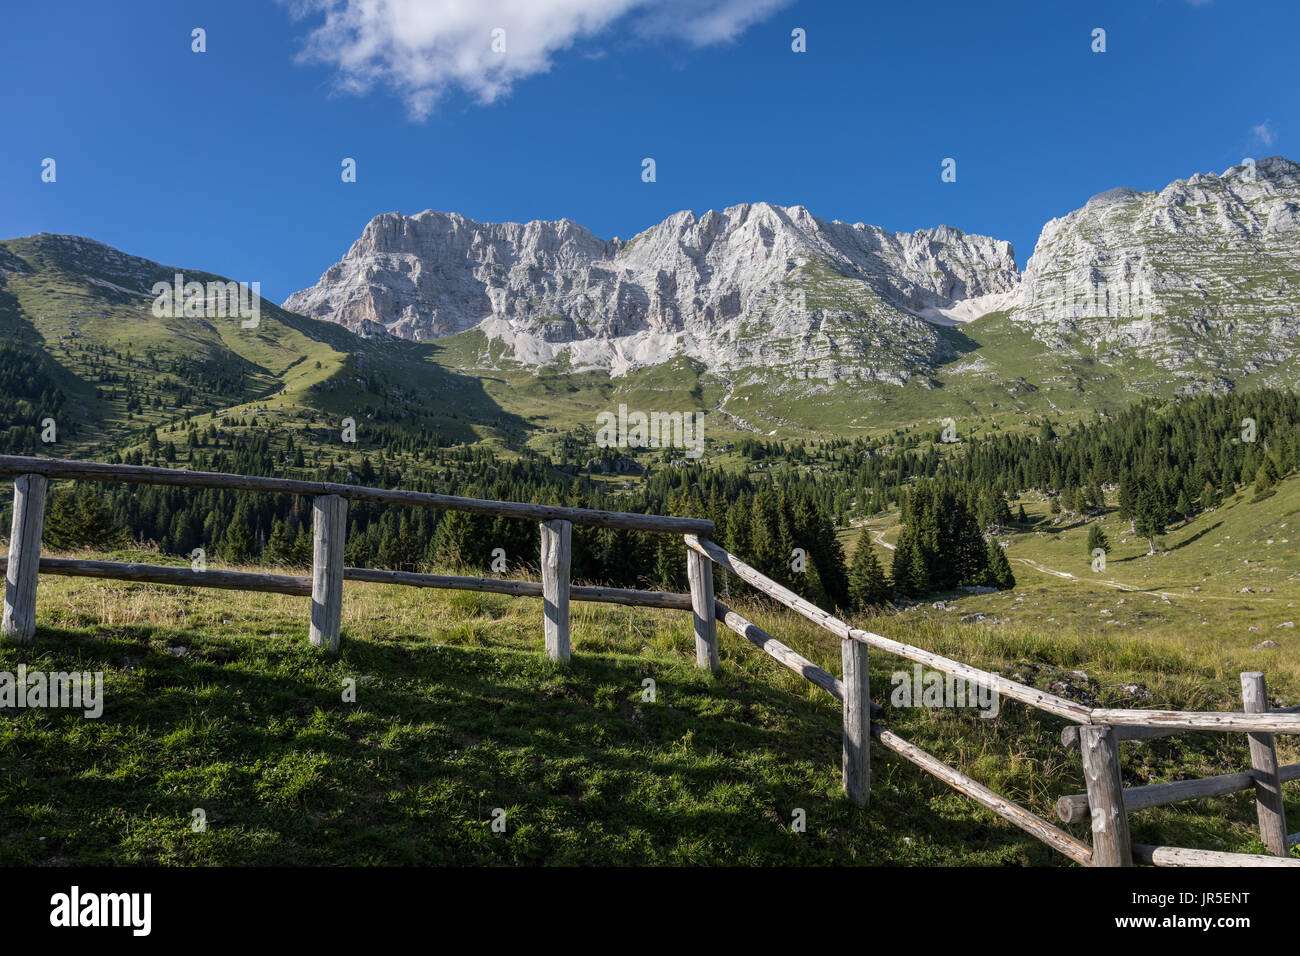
[1255,640,1280,650]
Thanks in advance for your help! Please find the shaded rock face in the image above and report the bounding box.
[1010,156,1300,378]
[284,203,1019,383]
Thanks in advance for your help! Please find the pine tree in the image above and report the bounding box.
[1199,480,1218,512]
[906,544,930,598]
[1086,523,1110,557]
[1086,475,1105,514]
[1255,457,1280,495]
[264,519,295,566]
[891,532,920,597]
[1134,481,1165,555]
[848,531,891,610]
[433,510,477,569]
[222,513,254,564]
[984,539,1015,590]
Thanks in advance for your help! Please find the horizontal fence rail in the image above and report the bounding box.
[1056,763,1300,824]
[0,557,695,609]
[0,455,715,534]
[1132,845,1300,868]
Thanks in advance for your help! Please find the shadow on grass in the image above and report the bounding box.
[0,624,1063,867]
[1167,521,1223,553]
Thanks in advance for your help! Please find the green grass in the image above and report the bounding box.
[2,552,1297,865]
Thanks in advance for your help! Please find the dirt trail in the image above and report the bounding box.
[1011,556,1274,603]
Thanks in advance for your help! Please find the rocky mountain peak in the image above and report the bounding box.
[282,156,1300,389]
[284,203,1019,383]
[1011,156,1300,384]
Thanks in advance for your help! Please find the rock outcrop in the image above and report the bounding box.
[1010,156,1300,382]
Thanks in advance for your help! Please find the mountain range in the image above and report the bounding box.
[4,157,1300,456]
[285,156,1300,391]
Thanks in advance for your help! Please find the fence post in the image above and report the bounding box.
[1080,724,1132,866]
[686,545,718,672]
[3,474,47,646]
[309,494,347,652]
[841,636,871,806]
[1241,671,1289,856]
[540,519,571,662]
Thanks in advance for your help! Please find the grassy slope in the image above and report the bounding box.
[854,471,1300,667]
[1,542,1296,865]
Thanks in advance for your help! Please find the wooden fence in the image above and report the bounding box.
[2,454,1298,866]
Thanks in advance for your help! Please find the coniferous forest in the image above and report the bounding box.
[16,385,1300,615]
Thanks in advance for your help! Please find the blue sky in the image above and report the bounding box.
[1,0,1295,302]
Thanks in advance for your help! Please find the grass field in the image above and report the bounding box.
[2,542,1297,866]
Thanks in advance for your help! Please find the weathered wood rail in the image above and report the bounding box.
[0,455,714,661]
[679,535,1300,867]
[3,455,1298,866]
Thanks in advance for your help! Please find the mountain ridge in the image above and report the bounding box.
[285,156,1300,389]
[283,200,1020,385]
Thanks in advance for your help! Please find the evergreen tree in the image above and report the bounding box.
[1133,480,1165,554]
[891,532,922,597]
[1086,475,1105,514]
[263,519,295,566]
[906,543,930,597]
[222,513,254,564]
[1199,480,1218,512]
[432,510,479,569]
[43,486,128,551]
[848,531,891,610]
[984,539,1015,590]
[1086,523,1110,556]
[1117,476,1135,532]
[1255,457,1280,495]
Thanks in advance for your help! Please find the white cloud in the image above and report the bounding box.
[284,0,793,119]
[1252,122,1276,147]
